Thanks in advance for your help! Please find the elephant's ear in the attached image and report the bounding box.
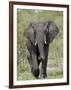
[48,22,59,43]
[24,23,35,45]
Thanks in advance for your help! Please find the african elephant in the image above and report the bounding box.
[24,21,59,78]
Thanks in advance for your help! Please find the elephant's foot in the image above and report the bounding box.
[32,68,39,78]
[43,74,47,78]
[39,73,47,79]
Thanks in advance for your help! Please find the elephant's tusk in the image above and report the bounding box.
[35,42,37,46]
[45,41,47,44]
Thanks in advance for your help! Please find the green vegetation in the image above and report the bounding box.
[17,9,63,80]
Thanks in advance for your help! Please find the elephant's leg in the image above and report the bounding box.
[27,53,39,78]
[31,50,39,78]
[42,45,49,78]
[37,57,42,79]
[42,60,47,78]
[26,38,39,78]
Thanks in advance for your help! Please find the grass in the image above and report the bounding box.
[17,72,36,80]
[47,70,63,79]
[17,63,63,80]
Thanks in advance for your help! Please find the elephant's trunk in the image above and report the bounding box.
[38,42,45,60]
[36,33,45,61]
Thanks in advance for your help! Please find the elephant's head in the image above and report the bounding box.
[25,21,59,61]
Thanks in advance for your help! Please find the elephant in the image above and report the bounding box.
[24,21,59,78]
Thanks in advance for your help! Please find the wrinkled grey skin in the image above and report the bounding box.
[24,21,59,78]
